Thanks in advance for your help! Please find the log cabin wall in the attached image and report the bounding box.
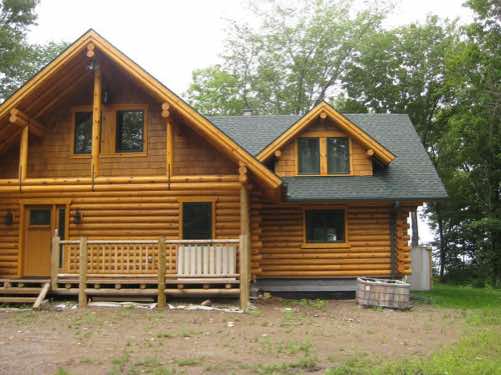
[0,185,241,277]
[275,119,373,177]
[250,201,413,279]
[0,147,19,179]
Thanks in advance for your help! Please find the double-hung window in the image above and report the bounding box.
[305,209,345,243]
[298,138,320,174]
[327,137,350,174]
[297,137,350,175]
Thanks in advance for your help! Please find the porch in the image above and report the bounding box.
[0,235,250,309]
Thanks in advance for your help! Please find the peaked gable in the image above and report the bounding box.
[257,102,396,165]
[0,29,282,193]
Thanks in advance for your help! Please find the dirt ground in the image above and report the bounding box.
[0,297,465,375]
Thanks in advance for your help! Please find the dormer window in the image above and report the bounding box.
[298,138,320,174]
[297,137,350,175]
[327,137,350,174]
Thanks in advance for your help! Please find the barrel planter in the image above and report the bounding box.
[356,277,410,310]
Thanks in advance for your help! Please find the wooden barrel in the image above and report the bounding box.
[356,277,410,310]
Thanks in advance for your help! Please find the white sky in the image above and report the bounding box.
[27,0,472,244]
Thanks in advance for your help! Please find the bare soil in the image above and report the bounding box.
[0,298,465,375]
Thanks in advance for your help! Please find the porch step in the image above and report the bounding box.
[0,281,51,309]
[0,296,37,304]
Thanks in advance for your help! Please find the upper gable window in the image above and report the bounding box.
[116,110,144,153]
[74,112,92,154]
[327,137,350,174]
[298,138,320,174]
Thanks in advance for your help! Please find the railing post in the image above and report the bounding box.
[51,229,60,291]
[79,237,88,308]
[157,236,166,309]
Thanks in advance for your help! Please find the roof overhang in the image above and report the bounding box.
[0,29,282,194]
[257,102,396,165]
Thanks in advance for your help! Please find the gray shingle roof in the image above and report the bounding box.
[208,113,447,201]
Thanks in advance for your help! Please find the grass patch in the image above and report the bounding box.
[175,357,201,367]
[282,298,328,310]
[326,284,501,375]
[413,283,501,310]
[326,329,501,375]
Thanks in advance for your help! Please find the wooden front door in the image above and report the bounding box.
[23,206,53,277]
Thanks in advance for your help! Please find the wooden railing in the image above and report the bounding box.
[53,236,240,278]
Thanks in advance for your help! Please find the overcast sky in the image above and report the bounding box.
[27,0,472,244]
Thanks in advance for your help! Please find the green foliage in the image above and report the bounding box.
[186,0,500,285]
[186,0,391,115]
[414,283,501,310]
[0,0,67,101]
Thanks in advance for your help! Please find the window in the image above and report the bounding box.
[30,208,51,226]
[182,202,213,240]
[327,137,350,174]
[116,110,144,152]
[298,138,320,174]
[305,209,345,243]
[74,112,92,154]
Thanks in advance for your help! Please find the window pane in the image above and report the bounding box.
[182,203,212,240]
[74,112,92,154]
[116,110,144,152]
[298,138,320,174]
[327,137,350,174]
[305,210,345,243]
[30,209,51,226]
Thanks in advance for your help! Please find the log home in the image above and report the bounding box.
[0,30,446,309]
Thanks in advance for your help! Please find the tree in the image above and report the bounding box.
[436,0,501,284]
[186,0,390,115]
[0,0,67,101]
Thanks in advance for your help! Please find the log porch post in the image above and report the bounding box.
[239,162,251,311]
[18,125,29,181]
[51,230,60,291]
[157,236,167,308]
[161,103,173,178]
[91,63,102,179]
[79,237,88,308]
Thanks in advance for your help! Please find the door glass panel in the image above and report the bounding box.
[30,209,51,226]
[58,207,66,267]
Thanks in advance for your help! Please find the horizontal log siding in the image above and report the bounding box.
[0,202,19,276]
[0,185,240,277]
[255,203,412,278]
[275,119,373,176]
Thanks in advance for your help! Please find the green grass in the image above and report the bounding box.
[326,283,501,375]
[413,283,501,309]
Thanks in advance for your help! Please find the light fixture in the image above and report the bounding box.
[3,211,13,226]
[73,210,82,225]
[87,59,96,71]
[102,89,110,104]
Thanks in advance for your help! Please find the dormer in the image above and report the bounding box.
[257,102,395,177]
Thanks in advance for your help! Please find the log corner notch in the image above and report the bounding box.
[239,162,251,311]
[390,201,400,279]
[162,103,174,179]
[9,108,46,138]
